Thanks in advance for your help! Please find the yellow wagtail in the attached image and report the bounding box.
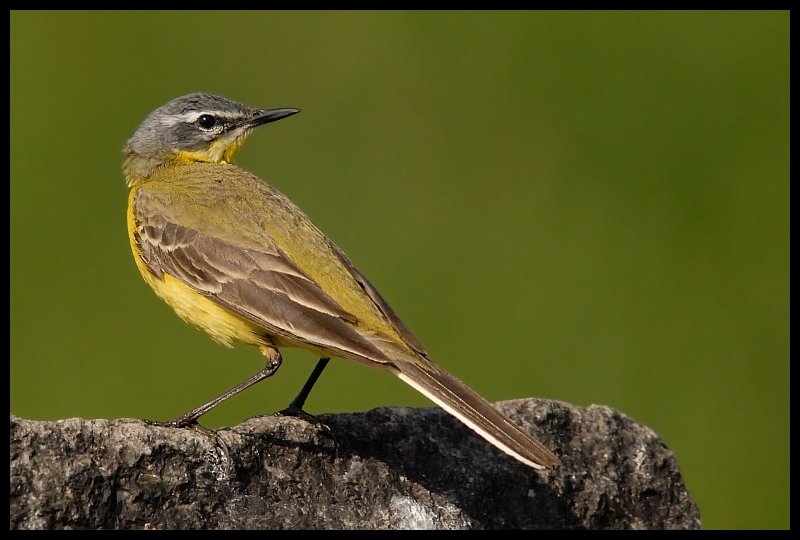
[123,93,559,469]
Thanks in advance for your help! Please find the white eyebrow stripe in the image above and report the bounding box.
[158,112,202,126]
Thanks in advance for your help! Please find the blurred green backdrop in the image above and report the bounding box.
[10,11,788,529]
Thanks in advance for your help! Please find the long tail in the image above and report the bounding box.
[389,354,559,469]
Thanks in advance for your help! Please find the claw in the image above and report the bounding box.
[277,405,337,454]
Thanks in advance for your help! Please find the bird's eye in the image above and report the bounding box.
[197,114,217,129]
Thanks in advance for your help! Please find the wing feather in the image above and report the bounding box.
[133,190,390,364]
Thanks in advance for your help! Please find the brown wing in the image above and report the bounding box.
[133,189,391,365]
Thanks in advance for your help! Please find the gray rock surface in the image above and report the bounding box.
[9,399,700,529]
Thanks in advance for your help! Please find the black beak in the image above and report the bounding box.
[247,107,301,128]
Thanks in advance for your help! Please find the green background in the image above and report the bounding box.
[10,11,788,529]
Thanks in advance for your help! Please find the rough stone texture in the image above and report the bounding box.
[10,399,700,529]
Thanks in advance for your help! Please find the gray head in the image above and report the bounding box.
[123,93,299,183]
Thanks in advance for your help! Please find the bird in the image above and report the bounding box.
[123,92,559,470]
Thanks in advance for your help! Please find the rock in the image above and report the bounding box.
[9,399,700,529]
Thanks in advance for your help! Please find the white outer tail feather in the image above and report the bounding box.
[392,369,546,470]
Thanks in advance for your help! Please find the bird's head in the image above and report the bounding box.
[124,92,299,184]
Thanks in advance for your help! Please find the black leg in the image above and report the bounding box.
[151,347,283,428]
[288,357,331,411]
[278,358,335,444]
[144,347,284,475]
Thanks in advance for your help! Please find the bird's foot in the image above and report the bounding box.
[143,418,231,476]
[276,404,337,450]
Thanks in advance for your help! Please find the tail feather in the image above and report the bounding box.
[389,355,559,469]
